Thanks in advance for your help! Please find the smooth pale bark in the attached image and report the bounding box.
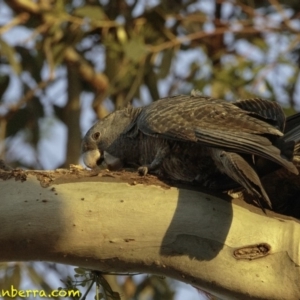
[0,171,300,300]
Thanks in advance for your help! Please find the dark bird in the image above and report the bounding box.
[260,112,300,216]
[81,94,299,209]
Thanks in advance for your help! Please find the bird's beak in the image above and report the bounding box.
[82,149,101,169]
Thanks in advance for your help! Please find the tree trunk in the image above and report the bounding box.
[0,168,299,300]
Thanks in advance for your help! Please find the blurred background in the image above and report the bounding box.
[0,0,300,299]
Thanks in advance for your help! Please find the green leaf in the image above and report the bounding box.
[264,79,275,98]
[0,38,21,74]
[51,41,69,66]
[116,27,127,44]
[144,68,159,101]
[73,5,106,21]
[158,48,174,79]
[103,33,125,84]
[123,37,148,63]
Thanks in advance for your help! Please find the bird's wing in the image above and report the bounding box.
[138,95,281,137]
[234,98,286,131]
[137,95,298,174]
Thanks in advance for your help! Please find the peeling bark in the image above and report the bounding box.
[0,168,300,300]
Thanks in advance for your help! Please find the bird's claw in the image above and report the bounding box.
[138,166,148,176]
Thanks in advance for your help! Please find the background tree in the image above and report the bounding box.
[0,0,300,299]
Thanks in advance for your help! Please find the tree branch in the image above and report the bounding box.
[0,169,300,299]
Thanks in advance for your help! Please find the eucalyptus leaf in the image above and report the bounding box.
[123,38,148,63]
[0,38,21,74]
[73,5,107,21]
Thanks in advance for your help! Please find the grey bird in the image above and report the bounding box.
[81,94,299,209]
[260,112,300,215]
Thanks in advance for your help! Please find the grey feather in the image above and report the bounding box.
[81,94,299,209]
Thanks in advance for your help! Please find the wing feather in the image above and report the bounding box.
[234,98,285,131]
[137,95,298,174]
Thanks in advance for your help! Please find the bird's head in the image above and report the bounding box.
[81,108,137,170]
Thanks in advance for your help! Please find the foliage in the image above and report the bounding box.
[60,269,120,300]
[59,269,175,300]
[0,0,300,168]
[0,0,300,299]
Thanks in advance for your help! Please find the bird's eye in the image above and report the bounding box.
[92,132,101,141]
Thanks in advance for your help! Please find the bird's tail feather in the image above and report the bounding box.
[211,149,271,209]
